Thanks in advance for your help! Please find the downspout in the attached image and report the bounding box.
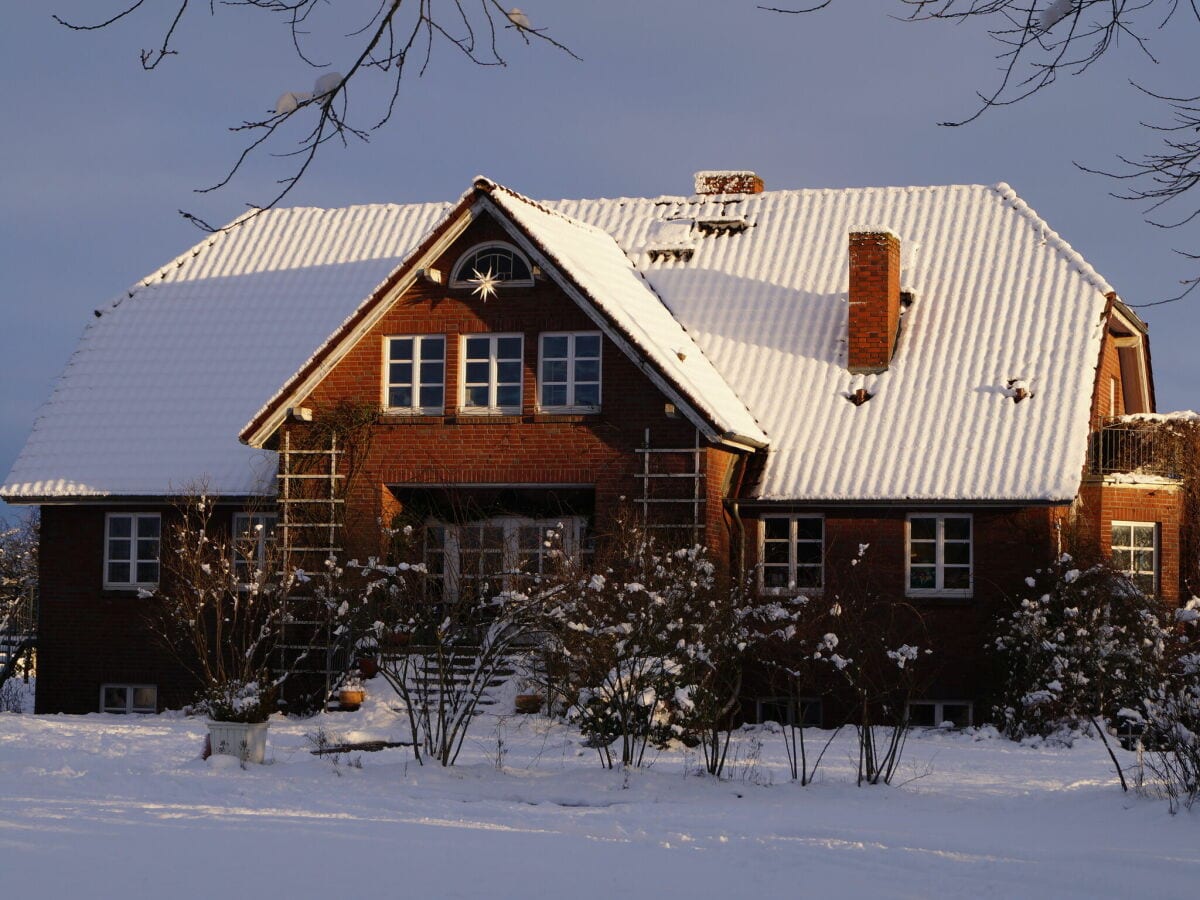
[724,453,751,578]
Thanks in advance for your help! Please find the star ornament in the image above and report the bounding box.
[468,267,501,302]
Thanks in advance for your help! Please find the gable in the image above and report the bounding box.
[289,213,690,429]
[242,181,766,451]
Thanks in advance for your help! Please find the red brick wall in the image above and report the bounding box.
[36,504,199,714]
[743,505,1059,710]
[847,231,901,374]
[1091,328,1125,425]
[1074,480,1183,603]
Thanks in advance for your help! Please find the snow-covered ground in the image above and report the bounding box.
[1,679,1196,899]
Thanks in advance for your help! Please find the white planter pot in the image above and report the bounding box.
[207,720,269,764]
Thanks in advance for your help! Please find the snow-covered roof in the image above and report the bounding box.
[483,183,766,448]
[3,179,1114,502]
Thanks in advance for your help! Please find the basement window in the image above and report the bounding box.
[754,696,823,728]
[101,684,157,714]
[908,700,973,728]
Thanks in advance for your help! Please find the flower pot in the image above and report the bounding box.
[207,720,269,764]
[356,656,379,678]
[514,693,543,715]
[339,688,366,709]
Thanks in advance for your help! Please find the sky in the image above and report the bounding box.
[2,1,1197,518]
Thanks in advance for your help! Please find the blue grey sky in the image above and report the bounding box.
[2,2,1196,517]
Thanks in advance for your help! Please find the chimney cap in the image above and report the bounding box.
[849,225,900,239]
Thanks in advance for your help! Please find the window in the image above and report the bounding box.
[461,334,523,412]
[104,513,161,589]
[424,516,588,602]
[907,514,972,596]
[753,696,823,728]
[385,336,446,413]
[760,516,823,592]
[101,684,157,714]
[232,512,277,584]
[450,242,534,287]
[1111,521,1157,593]
[539,333,601,410]
[908,700,973,728]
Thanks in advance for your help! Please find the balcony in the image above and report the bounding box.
[1086,418,1183,478]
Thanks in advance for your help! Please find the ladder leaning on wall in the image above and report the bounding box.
[273,430,352,706]
[634,427,707,545]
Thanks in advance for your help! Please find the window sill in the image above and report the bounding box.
[905,592,974,605]
[532,411,598,423]
[455,412,522,424]
[380,412,446,424]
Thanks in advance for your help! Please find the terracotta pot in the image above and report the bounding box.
[514,693,543,715]
[356,656,379,678]
[339,688,366,709]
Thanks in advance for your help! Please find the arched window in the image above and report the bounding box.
[450,242,534,288]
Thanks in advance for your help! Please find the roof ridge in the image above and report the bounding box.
[988,182,1114,297]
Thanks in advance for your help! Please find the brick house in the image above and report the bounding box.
[2,172,1185,722]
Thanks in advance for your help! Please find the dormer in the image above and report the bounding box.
[1101,298,1152,419]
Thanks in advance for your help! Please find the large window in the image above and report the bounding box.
[232,512,278,584]
[104,513,161,589]
[1111,521,1157,594]
[385,335,445,413]
[424,516,588,602]
[539,333,601,411]
[450,242,534,287]
[906,514,972,596]
[760,515,824,592]
[461,334,523,413]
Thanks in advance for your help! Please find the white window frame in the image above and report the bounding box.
[232,512,278,586]
[906,513,972,598]
[100,683,157,714]
[907,700,973,728]
[383,335,446,414]
[104,512,161,590]
[1111,520,1158,594]
[459,333,524,414]
[538,332,602,412]
[759,515,824,594]
[449,241,535,289]
[425,516,587,602]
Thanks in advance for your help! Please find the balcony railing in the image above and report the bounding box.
[1086,419,1182,478]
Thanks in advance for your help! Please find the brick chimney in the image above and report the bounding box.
[847,230,901,374]
[694,170,765,196]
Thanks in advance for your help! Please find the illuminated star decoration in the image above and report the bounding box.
[468,267,501,302]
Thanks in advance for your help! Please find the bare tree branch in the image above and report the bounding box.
[55,1,578,230]
[762,1,1200,302]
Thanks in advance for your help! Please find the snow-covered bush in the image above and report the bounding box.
[0,513,37,635]
[368,524,545,767]
[794,544,934,786]
[541,515,805,773]
[145,492,313,719]
[993,554,1165,740]
[202,676,274,724]
[1138,599,1200,811]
